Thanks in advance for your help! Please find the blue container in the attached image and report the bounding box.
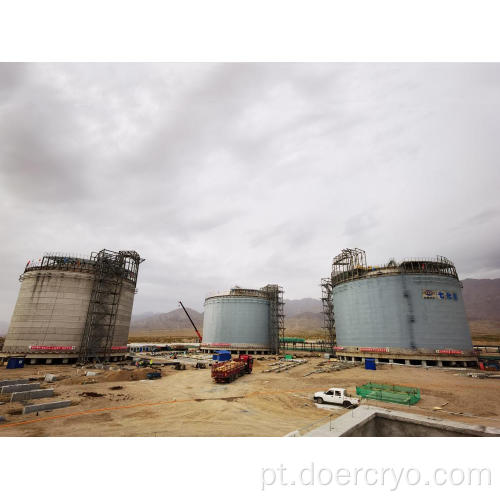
[212,350,231,362]
[365,358,376,370]
[6,358,25,369]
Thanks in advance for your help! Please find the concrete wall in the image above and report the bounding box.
[1,383,40,394]
[112,282,136,348]
[23,400,71,414]
[3,270,93,352]
[3,269,137,355]
[203,295,270,348]
[10,388,54,402]
[333,274,472,351]
[0,379,29,387]
[343,414,493,437]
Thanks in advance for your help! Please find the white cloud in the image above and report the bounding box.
[0,63,499,319]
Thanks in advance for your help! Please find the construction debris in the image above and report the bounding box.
[263,359,307,373]
[303,360,354,376]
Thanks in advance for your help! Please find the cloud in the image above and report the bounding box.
[0,63,499,320]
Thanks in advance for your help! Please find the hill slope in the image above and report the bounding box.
[130,307,202,332]
[462,278,500,321]
[129,279,500,334]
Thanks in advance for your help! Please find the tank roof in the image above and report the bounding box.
[325,249,459,288]
[206,287,269,300]
[22,249,144,286]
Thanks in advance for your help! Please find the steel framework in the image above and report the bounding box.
[261,284,285,354]
[320,277,335,348]
[78,250,143,363]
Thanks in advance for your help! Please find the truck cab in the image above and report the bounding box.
[314,387,359,408]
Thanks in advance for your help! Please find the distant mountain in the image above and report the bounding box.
[285,311,324,333]
[131,307,203,331]
[462,278,500,321]
[284,298,322,316]
[130,278,500,333]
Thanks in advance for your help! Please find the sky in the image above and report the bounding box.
[0,63,499,320]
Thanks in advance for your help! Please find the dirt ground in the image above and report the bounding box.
[1,355,500,437]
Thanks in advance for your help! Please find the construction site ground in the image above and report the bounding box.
[1,356,500,437]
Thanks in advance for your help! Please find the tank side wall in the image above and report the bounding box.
[333,274,472,351]
[3,271,93,351]
[112,283,136,347]
[333,275,407,348]
[203,297,270,346]
[409,275,472,350]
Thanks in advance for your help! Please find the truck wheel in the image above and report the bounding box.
[343,401,351,408]
[315,397,324,404]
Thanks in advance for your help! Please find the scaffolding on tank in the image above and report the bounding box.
[320,278,335,349]
[319,249,367,352]
[78,250,143,363]
[260,284,285,354]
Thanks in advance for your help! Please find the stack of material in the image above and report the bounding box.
[213,360,245,374]
[263,359,307,373]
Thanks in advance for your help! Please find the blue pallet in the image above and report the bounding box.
[213,350,231,362]
[7,358,25,369]
[364,358,376,370]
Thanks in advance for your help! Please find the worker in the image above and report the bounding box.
[149,359,153,366]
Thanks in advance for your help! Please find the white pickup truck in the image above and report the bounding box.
[314,387,359,408]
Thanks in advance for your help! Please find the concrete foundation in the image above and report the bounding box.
[305,405,500,437]
[1,383,40,394]
[23,400,72,414]
[336,351,477,368]
[0,379,29,388]
[200,345,271,355]
[10,389,54,402]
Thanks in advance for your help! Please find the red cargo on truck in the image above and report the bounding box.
[211,354,253,383]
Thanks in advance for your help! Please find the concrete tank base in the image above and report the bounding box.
[201,344,271,355]
[0,353,127,365]
[336,348,477,368]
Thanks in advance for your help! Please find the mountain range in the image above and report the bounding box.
[130,278,500,333]
[1,279,498,335]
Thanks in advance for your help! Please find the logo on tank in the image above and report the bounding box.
[421,289,458,300]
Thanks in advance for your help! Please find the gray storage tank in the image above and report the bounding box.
[2,249,143,363]
[322,249,475,366]
[201,285,284,354]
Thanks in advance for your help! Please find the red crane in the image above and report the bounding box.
[178,301,202,343]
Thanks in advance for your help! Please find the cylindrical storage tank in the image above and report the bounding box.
[113,282,137,349]
[202,288,271,352]
[2,250,143,361]
[333,273,472,352]
[3,270,94,353]
[330,255,473,356]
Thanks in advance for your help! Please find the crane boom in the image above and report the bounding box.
[179,301,202,342]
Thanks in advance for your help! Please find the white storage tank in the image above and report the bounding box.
[2,249,143,363]
[201,285,284,354]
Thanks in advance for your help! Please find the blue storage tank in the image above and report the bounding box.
[203,288,270,350]
[328,250,473,354]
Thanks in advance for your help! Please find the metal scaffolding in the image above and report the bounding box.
[320,277,335,348]
[331,248,368,286]
[78,250,143,363]
[261,284,285,354]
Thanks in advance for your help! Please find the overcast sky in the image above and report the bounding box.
[0,63,499,320]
